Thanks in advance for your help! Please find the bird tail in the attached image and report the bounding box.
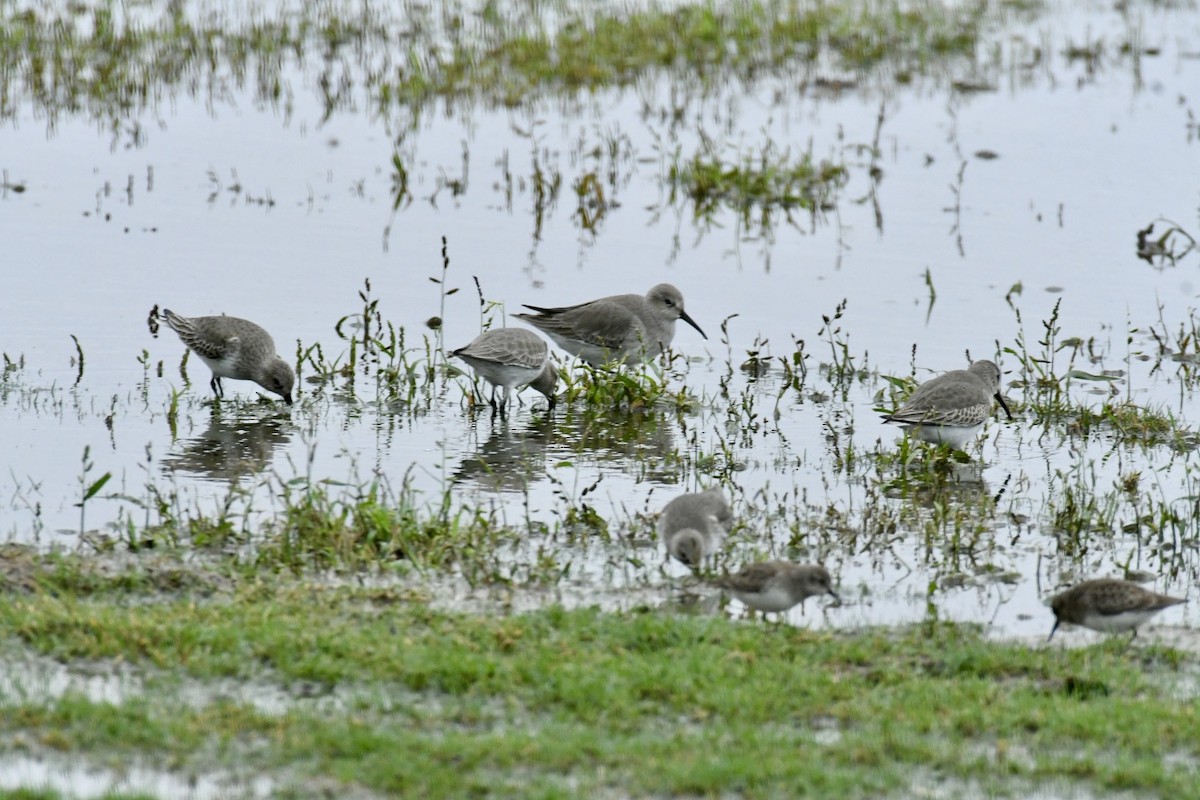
[160,308,187,333]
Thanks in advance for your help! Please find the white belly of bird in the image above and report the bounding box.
[197,351,241,380]
[468,360,542,391]
[903,421,983,449]
[733,584,799,613]
[1079,609,1158,633]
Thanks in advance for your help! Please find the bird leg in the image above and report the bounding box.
[210,375,224,399]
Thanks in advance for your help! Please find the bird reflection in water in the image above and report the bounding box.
[453,408,677,492]
[161,408,293,482]
[453,413,556,493]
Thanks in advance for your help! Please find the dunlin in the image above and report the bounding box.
[659,487,732,569]
[451,328,558,414]
[514,283,706,367]
[1048,578,1186,640]
[713,562,839,615]
[161,309,294,404]
[882,359,1012,449]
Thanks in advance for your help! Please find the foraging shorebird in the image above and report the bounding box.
[659,487,732,569]
[714,562,839,616]
[451,328,558,415]
[161,309,294,404]
[882,359,1012,449]
[1048,578,1186,641]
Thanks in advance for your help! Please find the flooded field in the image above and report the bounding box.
[2,0,1200,795]
[8,0,1197,633]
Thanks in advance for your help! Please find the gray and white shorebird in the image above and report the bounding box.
[881,359,1012,449]
[714,562,839,616]
[161,309,294,404]
[1048,578,1187,641]
[450,328,558,414]
[513,283,707,367]
[658,487,732,569]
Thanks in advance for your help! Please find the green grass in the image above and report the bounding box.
[666,142,848,224]
[0,0,1040,235]
[0,0,1032,125]
[1073,401,1196,451]
[557,357,694,411]
[0,550,1196,798]
[385,0,1012,108]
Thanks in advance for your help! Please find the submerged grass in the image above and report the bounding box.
[0,0,1044,241]
[667,141,848,225]
[6,301,1200,794]
[17,288,1200,593]
[2,1,1199,793]
[557,354,697,412]
[0,552,1197,798]
[0,0,1032,127]
[386,0,1013,108]
[1074,401,1197,451]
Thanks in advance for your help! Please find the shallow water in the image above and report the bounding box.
[0,749,282,800]
[1,0,1199,640]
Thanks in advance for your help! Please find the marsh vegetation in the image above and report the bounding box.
[2,0,1200,796]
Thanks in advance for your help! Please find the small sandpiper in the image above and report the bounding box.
[514,283,706,367]
[1048,578,1186,641]
[882,359,1012,449]
[450,328,558,415]
[161,309,294,404]
[713,561,839,617]
[659,487,732,569]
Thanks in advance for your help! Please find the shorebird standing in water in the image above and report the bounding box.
[451,327,558,416]
[161,309,294,404]
[882,359,1011,449]
[515,283,706,367]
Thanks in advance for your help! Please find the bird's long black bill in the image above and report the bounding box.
[995,392,1013,420]
[680,310,707,340]
[1047,620,1059,642]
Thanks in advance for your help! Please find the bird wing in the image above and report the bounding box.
[1085,584,1155,616]
[517,299,641,349]
[883,373,991,425]
[895,371,976,411]
[189,332,240,361]
[177,323,241,361]
[454,331,547,369]
[714,562,781,592]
